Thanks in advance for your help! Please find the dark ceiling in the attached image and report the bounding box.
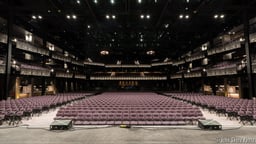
[1,0,256,64]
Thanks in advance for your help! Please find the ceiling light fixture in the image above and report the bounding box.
[38,15,42,19]
[138,0,142,3]
[100,50,109,55]
[214,14,218,19]
[146,14,150,19]
[72,15,77,19]
[77,0,80,4]
[32,15,37,19]
[106,14,110,19]
[140,14,144,19]
[146,50,155,55]
[66,15,71,19]
[87,25,91,29]
[110,0,115,4]
[165,24,169,28]
[185,15,189,19]
[94,0,98,4]
[179,14,184,19]
[112,15,116,19]
[220,14,225,19]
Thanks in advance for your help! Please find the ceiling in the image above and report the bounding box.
[1,0,256,64]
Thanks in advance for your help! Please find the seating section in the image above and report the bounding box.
[0,93,85,125]
[55,93,204,125]
[170,93,256,125]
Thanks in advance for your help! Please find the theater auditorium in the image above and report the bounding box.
[1,0,256,144]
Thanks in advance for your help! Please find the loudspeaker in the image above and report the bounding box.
[50,120,73,130]
[198,119,222,130]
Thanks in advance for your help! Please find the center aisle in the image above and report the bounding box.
[22,108,59,128]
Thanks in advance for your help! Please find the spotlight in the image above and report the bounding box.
[72,15,77,19]
[32,15,37,19]
[179,14,184,19]
[146,14,150,19]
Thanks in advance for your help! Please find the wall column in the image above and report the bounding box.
[3,0,14,100]
[244,7,255,99]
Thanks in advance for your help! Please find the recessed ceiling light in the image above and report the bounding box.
[214,14,218,19]
[32,15,37,19]
[87,25,91,29]
[72,15,77,19]
[146,14,150,19]
[185,15,189,19]
[94,0,98,4]
[112,15,116,19]
[165,24,169,28]
[220,14,225,18]
[186,0,189,3]
[179,14,184,19]
[66,15,71,19]
[110,0,115,4]
[112,39,115,42]
[47,10,51,13]
[106,14,110,19]
[38,15,42,19]
[77,0,80,4]
[140,14,144,19]
[138,0,142,3]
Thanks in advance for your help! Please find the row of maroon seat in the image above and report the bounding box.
[55,92,205,125]
[169,93,256,125]
[0,93,86,125]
